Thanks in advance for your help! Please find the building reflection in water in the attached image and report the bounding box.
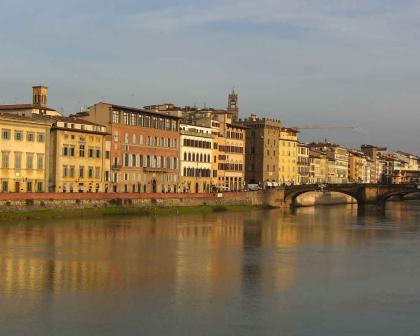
[0,202,417,305]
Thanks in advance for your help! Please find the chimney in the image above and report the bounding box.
[249,114,257,121]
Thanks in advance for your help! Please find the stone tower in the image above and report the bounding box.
[32,85,48,114]
[227,88,239,121]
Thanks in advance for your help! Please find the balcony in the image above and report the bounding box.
[144,167,172,173]
[112,164,122,170]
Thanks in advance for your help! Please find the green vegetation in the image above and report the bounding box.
[0,204,256,223]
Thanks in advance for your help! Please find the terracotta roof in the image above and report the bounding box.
[227,122,248,130]
[49,115,104,127]
[94,102,183,119]
[281,127,299,133]
[0,112,53,124]
[0,104,57,112]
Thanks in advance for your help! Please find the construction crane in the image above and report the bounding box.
[291,125,367,135]
[292,125,357,130]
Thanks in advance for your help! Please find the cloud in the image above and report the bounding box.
[1,0,420,153]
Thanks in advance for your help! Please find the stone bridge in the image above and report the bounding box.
[263,184,420,208]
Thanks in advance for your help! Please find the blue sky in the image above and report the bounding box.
[1,0,420,152]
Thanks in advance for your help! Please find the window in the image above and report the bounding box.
[37,154,44,170]
[69,166,75,178]
[131,113,137,126]
[63,165,68,177]
[105,151,110,159]
[2,129,10,140]
[79,145,85,157]
[123,112,129,125]
[14,152,22,169]
[112,111,120,124]
[88,148,94,158]
[14,131,23,141]
[144,116,150,128]
[88,166,93,178]
[95,167,100,178]
[113,131,119,142]
[2,152,9,168]
[2,181,8,192]
[27,132,35,142]
[37,133,45,142]
[70,146,75,157]
[26,153,34,169]
[79,166,84,178]
[96,149,101,158]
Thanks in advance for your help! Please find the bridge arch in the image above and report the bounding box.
[377,190,420,203]
[284,186,361,206]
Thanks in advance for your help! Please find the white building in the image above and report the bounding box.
[179,124,215,193]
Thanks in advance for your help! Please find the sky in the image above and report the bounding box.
[0,0,419,153]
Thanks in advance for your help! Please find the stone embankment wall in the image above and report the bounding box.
[0,191,265,212]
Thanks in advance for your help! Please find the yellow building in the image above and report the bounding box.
[48,117,109,193]
[278,127,299,185]
[0,114,51,192]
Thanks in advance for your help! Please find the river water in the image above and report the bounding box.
[1,202,420,335]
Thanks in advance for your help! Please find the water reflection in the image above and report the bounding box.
[0,202,420,335]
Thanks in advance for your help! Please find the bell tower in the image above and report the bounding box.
[32,85,48,114]
[227,88,239,121]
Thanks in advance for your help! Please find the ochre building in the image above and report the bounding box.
[0,114,51,192]
[48,117,109,193]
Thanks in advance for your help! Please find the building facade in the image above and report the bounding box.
[278,128,299,185]
[297,143,310,184]
[179,124,214,193]
[239,115,281,186]
[48,117,109,193]
[348,150,369,183]
[0,114,51,192]
[76,103,181,193]
[309,142,349,184]
[309,149,328,184]
[215,113,246,191]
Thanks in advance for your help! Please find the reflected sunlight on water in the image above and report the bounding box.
[1,202,420,335]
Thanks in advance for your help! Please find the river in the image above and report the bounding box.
[1,202,420,335]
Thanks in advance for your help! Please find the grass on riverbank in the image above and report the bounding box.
[0,204,255,222]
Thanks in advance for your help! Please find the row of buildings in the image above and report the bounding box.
[0,86,418,193]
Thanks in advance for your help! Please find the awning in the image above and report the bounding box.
[272,182,279,187]
[266,182,273,187]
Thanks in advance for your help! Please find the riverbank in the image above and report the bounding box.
[0,204,258,222]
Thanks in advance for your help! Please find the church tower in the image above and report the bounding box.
[227,88,239,121]
[32,85,48,114]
